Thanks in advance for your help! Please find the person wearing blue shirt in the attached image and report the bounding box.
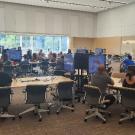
[122,55,135,71]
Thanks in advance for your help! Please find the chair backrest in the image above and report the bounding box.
[0,87,11,107]
[26,85,47,104]
[84,85,101,105]
[53,70,65,76]
[57,81,74,101]
[4,65,13,76]
[21,64,31,73]
[120,87,135,108]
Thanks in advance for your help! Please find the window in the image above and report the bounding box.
[0,33,69,55]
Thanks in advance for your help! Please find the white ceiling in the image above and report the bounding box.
[0,0,135,12]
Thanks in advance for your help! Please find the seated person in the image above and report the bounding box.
[20,55,29,65]
[91,64,115,109]
[0,62,12,113]
[31,53,38,62]
[50,53,56,63]
[55,55,64,70]
[121,55,135,72]
[38,49,45,60]
[122,71,135,88]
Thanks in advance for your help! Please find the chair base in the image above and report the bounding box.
[18,105,50,121]
[119,111,135,124]
[56,103,74,114]
[84,108,111,123]
[0,113,15,119]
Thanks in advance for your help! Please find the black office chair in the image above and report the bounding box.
[56,81,74,114]
[0,87,15,119]
[3,65,13,76]
[119,87,135,124]
[84,85,111,123]
[20,64,31,77]
[18,85,50,121]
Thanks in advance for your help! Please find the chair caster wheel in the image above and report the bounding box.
[85,111,89,115]
[56,112,59,115]
[71,105,74,107]
[102,120,106,124]
[118,121,122,124]
[82,100,86,104]
[71,109,74,112]
[39,118,42,122]
[12,117,15,120]
[84,119,87,122]
[18,115,22,119]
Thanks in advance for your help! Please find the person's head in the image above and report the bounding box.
[33,53,38,60]
[18,47,21,51]
[98,64,105,73]
[128,55,132,60]
[0,62,4,72]
[23,54,28,60]
[68,49,71,54]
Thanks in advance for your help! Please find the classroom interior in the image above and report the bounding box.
[0,0,135,135]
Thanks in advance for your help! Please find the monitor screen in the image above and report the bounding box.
[95,48,103,55]
[64,54,74,73]
[89,55,106,74]
[6,49,22,61]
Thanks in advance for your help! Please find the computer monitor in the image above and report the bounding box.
[6,49,22,61]
[95,48,103,55]
[89,54,106,74]
[64,54,74,73]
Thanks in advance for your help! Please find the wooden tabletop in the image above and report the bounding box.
[11,76,73,88]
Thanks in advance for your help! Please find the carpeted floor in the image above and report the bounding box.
[0,89,135,135]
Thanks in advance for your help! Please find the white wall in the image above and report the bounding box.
[0,2,97,37]
[97,3,135,37]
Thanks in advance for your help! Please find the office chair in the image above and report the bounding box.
[0,87,15,119]
[119,87,135,124]
[3,65,13,76]
[56,81,74,114]
[20,64,31,77]
[18,85,50,121]
[84,85,111,123]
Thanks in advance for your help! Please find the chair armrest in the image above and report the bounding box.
[101,99,110,104]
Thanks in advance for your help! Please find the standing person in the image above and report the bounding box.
[27,49,32,60]
[67,49,72,54]
[91,64,115,109]
[0,62,12,113]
